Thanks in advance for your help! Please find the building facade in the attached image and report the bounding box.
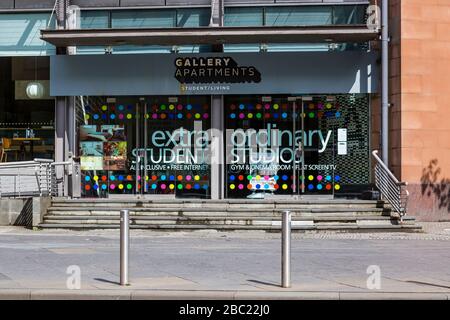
[0,0,449,221]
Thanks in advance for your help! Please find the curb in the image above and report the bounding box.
[0,289,448,300]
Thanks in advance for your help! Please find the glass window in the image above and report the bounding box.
[77,96,211,199]
[75,46,112,55]
[177,8,210,27]
[267,43,369,52]
[224,43,361,53]
[109,45,172,54]
[80,11,109,29]
[224,94,370,199]
[0,13,55,56]
[76,45,206,55]
[266,44,330,52]
[265,6,333,26]
[224,7,263,27]
[112,10,176,28]
[0,57,54,162]
[223,44,261,53]
[333,5,367,25]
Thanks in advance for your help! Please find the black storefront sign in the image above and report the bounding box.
[174,57,261,84]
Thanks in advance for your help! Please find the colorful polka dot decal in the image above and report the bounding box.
[227,174,341,192]
[227,101,341,120]
[83,174,209,192]
[85,103,210,122]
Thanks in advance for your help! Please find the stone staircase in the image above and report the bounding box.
[39,198,422,232]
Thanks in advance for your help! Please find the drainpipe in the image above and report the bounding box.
[381,0,389,165]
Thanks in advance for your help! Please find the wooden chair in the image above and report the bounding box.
[1,138,18,162]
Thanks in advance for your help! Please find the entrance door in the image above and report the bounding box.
[135,96,212,199]
[224,95,336,199]
[135,98,147,196]
[291,97,336,198]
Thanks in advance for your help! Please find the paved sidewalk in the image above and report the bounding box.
[0,225,449,299]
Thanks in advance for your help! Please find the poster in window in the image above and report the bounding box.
[101,125,126,142]
[103,141,127,171]
[80,156,103,170]
[80,141,103,157]
[80,125,109,142]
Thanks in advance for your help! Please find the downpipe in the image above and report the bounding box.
[381,0,390,165]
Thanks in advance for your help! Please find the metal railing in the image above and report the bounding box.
[372,150,409,218]
[0,159,72,198]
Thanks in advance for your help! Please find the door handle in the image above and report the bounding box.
[295,145,303,160]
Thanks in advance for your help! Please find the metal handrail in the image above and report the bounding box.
[51,161,68,197]
[0,159,73,198]
[372,150,409,219]
[34,158,54,163]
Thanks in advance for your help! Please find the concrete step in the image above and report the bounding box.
[46,212,390,219]
[41,198,422,233]
[50,199,385,209]
[38,222,423,233]
[43,214,397,222]
[42,215,416,229]
[46,207,389,216]
[51,198,382,204]
[47,205,387,211]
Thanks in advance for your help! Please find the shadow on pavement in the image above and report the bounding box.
[247,279,280,288]
[94,278,120,286]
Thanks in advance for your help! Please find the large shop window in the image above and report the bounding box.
[224,95,371,199]
[77,96,211,198]
[0,57,54,163]
[0,13,55,56]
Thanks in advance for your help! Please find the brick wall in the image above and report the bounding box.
[396,0,450,221]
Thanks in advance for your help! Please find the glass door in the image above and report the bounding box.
[135,98,146,196]
[79,97,139,198]
[224,96,300,199]
[292,96,335,197]
[137,96,212,199]
[291,97,301,196]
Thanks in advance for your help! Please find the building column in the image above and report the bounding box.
[66,2,79,198]
[55,97,68,196]
[210,95,224,200]
[55,0,78,197]
[66,96,77,197]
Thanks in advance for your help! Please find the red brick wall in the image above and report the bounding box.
[394,0,450,221]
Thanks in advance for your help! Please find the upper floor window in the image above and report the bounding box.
[78,5,367,30]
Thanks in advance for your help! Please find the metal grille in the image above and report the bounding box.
[318,94,371,186]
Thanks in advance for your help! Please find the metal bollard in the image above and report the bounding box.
[281,210,291,288]
[120,209,130,286]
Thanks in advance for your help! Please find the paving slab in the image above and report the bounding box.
[0,226,449,299]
